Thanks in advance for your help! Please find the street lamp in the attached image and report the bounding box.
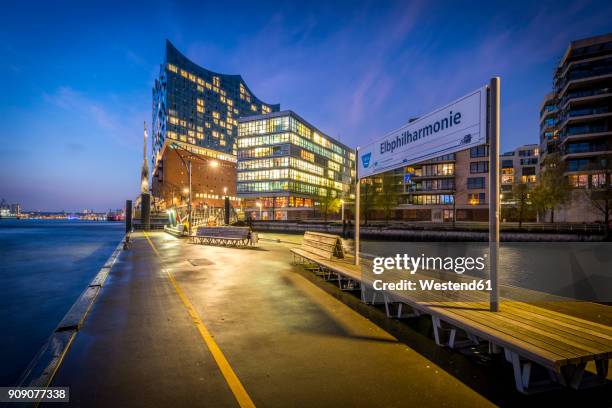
[340,199,345,223]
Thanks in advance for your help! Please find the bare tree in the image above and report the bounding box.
[583,155,612,240]
[360,178,376,224]
[512,182,530,229]
[318,190,341,223]
[376,171,400,225]
[531,153,570,223]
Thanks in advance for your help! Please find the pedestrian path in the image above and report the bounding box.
[44,231,494,407]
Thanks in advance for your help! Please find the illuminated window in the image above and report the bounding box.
[167,64,178,73]
[467,193,485,205]
[212,130,219,138]
[213,76,220,87]
[592,173,607,187]
[251,104,257,111]
[300,150,314,162]
[168,116,179,125]
[180,69,188,78]
[212,112,220,119]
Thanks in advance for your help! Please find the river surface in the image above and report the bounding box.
[0,219,124,385]
[360,240,612,303]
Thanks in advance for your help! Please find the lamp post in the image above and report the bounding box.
[340,199,345,223]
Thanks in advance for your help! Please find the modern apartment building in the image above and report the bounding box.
[540,33,612,222]
[392,144,490,222]
[237,111,355,220]
[500,144,539,193]
[500,145,539,219]
[151,40,280,208]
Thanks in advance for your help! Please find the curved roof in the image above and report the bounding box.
[164,40,279,109]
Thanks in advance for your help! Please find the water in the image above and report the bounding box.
[360,240,612,303]
[0,219,124,385]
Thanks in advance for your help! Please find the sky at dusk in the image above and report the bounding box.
[1,0,612,211]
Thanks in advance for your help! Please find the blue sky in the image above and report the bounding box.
[1,0,611,211]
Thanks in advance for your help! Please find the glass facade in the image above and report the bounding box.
[152,40,280,167]
[236,111,354,219]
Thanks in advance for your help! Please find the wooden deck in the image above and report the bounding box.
[291,240,612,394]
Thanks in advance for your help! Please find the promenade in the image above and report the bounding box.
[42,231,610,407]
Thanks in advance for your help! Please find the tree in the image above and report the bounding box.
[512,182,530,229]
[583,155,612,240]
[376,171,400,224]
[318,190,341,223]
[360,179,376,224]
[531,153,570,223]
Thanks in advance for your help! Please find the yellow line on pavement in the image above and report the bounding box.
[143,232,256,408]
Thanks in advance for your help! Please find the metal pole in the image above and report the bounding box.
[341,200,345,223]
[354,148,360,266]
[489,77,500,312]
[188,160,192,236]
[125,200,132,233]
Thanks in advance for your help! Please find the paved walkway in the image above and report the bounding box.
[45,231,496,407]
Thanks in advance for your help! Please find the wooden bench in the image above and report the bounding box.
[290,231,345,262]
[290,234,612,394]
[190,226,252,247]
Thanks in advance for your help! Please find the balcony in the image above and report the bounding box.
[560,124,610,143]
[557,106,611,127]
[556,71,612,98]
[559,87,612,109]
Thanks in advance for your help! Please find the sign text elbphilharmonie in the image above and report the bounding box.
[358,86,487,178]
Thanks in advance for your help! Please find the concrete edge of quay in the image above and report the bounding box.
[14,234,127,392]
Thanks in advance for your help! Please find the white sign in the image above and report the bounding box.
[358,86,487,178]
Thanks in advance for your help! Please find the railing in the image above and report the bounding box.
[559,87,611,108]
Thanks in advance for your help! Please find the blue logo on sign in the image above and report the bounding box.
[460,134,472,145]
[361,152,372,168]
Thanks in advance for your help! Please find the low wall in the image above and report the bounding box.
[251,222,603,242]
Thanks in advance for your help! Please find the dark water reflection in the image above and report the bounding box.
[360,240,612,303]
[0,219,124,385]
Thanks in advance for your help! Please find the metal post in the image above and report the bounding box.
[125,200,132,233]
[341,200,345,223]
[188,160,192,236]
[489,77,500,312]
[354,148,360,266]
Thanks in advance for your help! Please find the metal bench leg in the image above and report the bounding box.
[560,362,587,389]
[595,358,609,380]
[383,294,391,317]
[431,316,459,348]
[506,350,532,394]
